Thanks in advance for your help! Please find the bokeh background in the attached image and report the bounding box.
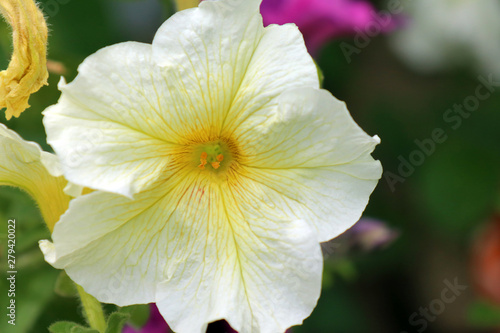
[1,0,500,332]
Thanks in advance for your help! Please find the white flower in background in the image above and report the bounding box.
[390,0,500,75]
[39,0,382,332]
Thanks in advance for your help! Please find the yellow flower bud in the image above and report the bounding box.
[0,0,49,120]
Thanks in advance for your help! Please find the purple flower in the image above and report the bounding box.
[349,218,399,251]
[123,305,170,333]
[260,0,396,55]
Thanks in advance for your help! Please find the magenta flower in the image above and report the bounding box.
[260,0,395,55]
[123,305,170,333]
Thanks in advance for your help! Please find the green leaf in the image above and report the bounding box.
[55,270,78,298]
[48,321,99,333]
[467,300,500,328]
[104,312,130,333]
[119,304,150,329]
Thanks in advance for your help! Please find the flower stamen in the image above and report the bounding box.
[198,159,207,170]
[197,144,227,171]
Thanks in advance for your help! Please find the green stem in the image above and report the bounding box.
[76,284,107,333]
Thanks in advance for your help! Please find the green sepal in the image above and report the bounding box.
[48,321,99,333]
[104,312,130,333]
[119,304,151,329]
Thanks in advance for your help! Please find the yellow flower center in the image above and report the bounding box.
[197,142,226,171]
[184,137,242,183]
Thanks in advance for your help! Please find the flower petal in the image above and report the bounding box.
[235,88,382,241]
[220,23,319,136]
[156,177,322,333]
[44,0,319,199]
[0,123,69,230]
[152,0,318,139]
[40,185,170,305]
[42,169,322,333]
[43,42,183,198]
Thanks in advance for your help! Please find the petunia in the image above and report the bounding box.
[0,123,69,231]
[0,0,49,120]
[40,0,382,332]
[260,0,396,55]
[390,0,500,75]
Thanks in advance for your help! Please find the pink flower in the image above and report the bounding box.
[123,305,170,333]
[260,0,396,55]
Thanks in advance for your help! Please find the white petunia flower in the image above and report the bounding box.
[390,0,500,75]
[40,0,382,332]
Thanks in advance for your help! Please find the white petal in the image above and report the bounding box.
[235,88,382,242]
[39,185,172,305]
[40,151,63,177]
[44,0,318,199]
[43,170,322,332]
[0,123,69,230]
[156,178,322,333]
[220,23,319,136]
[43,42,181,198]
[63,182,84,197]
[39,240,56,264]
[152,0,318,138]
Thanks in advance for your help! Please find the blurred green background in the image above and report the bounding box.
[1,0,500,332]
